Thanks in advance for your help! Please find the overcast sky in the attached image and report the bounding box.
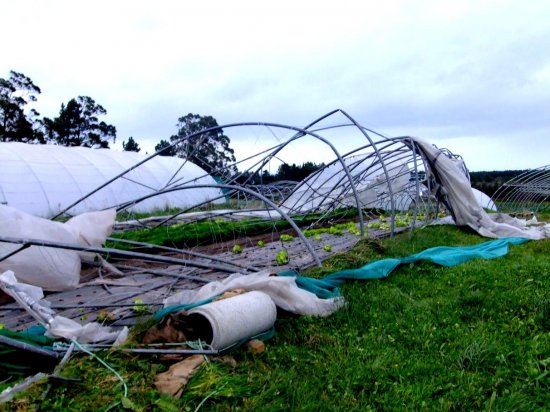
[2,0,549,171]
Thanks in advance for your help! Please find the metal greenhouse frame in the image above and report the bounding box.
[0,110,448,331]
[491,165,550,215]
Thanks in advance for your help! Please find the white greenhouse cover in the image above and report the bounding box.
[0,205,115,290]
[414,139,550,239]
[0,143,224,218]
[471,188,497,211]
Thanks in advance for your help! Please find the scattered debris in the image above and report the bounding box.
[154,354,205,398]
[245,339,266,355]
[143,312,192,345]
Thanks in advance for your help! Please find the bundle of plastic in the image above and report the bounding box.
[0,205,115,290]
[414,140,550,239]
[0,270,127,344]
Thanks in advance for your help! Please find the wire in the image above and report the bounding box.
[70,339,129,410]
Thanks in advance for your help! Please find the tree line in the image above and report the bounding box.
[233,161,325,185]
[1,71,116,148]
[0,70,325,181]
[0,71,235,174]
[470,170,527,197]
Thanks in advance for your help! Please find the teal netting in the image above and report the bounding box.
[282,237,529,299]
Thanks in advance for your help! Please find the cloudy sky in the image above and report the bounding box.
[2,0,550,171]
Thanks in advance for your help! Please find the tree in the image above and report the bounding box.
[275,161,325,181]
[0,71,45,143]
[170,113,236,176]
[122,136,140,152]
[154,139,177,156]
[44,96,116,148]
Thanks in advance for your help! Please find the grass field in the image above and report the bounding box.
[4,225,549,411]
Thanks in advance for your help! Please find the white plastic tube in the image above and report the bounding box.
[187,291,277,350]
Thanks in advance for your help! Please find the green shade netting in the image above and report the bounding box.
[0,325,58,375]
[282,237,530,299]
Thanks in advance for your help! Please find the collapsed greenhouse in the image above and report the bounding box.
[0,109,549,394]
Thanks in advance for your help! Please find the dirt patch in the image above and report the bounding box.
[188,228,296,255]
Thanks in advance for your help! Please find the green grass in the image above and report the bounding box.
[536,207,550,222]
[3,226,549,411]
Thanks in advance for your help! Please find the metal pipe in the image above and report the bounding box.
[0,335,60,359]
[113,184,323,267]
[52,346,219,356]
[0,236,246,275]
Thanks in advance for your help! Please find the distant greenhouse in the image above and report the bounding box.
[281,153,412,213]
[0,143,224,218]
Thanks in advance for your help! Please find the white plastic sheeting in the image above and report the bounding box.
[0,143,224,218]
[414,139,550,239]
[377,185,496,212]
[471,188,497,211]
[0,270,128,343]
[165,271,344,317]
[0,205,115,290]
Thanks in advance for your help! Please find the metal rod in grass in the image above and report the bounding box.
[40,342,76,402]
[53,340,219,356]
[53,346,219,356]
